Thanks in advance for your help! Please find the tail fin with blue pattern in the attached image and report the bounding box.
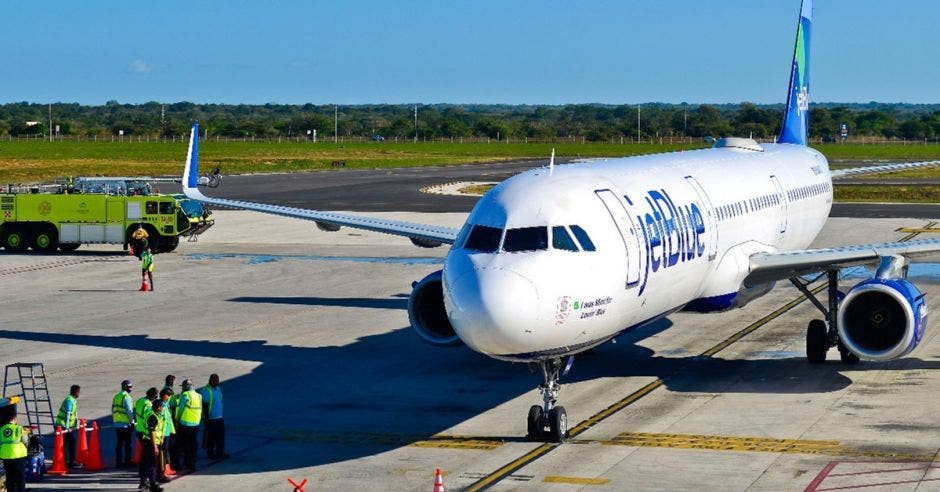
[778,0,812,145]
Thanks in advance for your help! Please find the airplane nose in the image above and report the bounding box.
[445,267,540,355]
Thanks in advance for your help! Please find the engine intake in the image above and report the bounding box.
[838,278,927,361]
[408,270,463,346]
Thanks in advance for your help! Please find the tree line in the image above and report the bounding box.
[3,101,940,141]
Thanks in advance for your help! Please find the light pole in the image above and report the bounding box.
[413,105,418,143]
[334,105,338,143]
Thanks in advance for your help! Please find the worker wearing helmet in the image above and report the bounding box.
[0,399,29,492]
[175,379,202,472]
[131,224,149,259]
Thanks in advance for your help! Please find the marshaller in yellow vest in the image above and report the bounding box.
[175,378,202,471]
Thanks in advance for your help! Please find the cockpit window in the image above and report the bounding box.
[464,225,502,253]
[552,226,579,252]
[503,227,548,252]
[569,225,596,252]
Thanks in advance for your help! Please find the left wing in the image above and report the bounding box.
[745,237,940,287]
[830,160,940,179]
[181,123,460,247]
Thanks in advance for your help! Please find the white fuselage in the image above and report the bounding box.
[442,143,833,362]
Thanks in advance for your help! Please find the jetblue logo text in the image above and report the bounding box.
[635,189,705,294]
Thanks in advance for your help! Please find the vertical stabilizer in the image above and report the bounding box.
[778,0,812,145]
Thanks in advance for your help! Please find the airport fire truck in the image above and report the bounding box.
[0,177,213,253]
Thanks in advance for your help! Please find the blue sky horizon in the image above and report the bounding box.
[6,1,939,105]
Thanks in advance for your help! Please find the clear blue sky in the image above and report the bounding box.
[6,1,939,105]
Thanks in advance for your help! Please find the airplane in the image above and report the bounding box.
[181,0,940,443]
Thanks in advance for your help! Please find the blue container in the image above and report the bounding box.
[25,452,45,482]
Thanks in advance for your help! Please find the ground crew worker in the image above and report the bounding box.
[156,388,176,483]
[135,387,159,427]
[161,375,179,470]
[55,384,80,468]
[175,379,202,471]
[141,247,155,291]
[138,399,165,492]
[112,380,135,467]
[1,398,29,492]
[131,224,149,259]
[199,374,228,459]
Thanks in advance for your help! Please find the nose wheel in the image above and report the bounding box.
[526,358,568,443]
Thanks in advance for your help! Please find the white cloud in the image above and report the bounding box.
[128,59,153,74]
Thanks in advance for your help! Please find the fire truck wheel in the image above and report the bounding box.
[2,225,30,253]
[31,225,59,253]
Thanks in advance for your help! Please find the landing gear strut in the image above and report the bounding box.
[790,270,859,365]
[526,358,568,443]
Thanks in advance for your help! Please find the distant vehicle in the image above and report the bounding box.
[702,135,717,144]
[371,134,385,142]
[1,178,213,253]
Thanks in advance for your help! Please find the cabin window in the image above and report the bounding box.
[159,201,175,214]
[503,227,548,253]
[552,226,579,252]
[464,225,502,253]
[569,225,597,252]
[145,201,158,215]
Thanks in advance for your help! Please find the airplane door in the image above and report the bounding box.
[770,175,788,233]
[684,176,718,260]
[595,190,640,287]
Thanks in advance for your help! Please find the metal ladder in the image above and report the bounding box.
[3,363,55,438]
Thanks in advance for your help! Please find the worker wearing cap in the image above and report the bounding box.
[138,399,165,492]
[175,379,202,471]
[1,399,29,492]
[112,380,136,467]
[161,375,179,470]
[156,388,176,482]
[199,374,228,459]
[54,384,80,468]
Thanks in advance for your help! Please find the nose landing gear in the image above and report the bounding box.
[526,358,568,443]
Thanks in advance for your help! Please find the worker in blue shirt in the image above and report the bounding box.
[199,374,228,459]
[54,385,80,468]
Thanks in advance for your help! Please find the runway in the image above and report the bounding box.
[163,160,940,218]
[2,211,940,490]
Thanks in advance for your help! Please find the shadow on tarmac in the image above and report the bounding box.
[229,296,408,310]
[1,302,939,475]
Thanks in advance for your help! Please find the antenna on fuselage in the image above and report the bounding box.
[549,148,555,176]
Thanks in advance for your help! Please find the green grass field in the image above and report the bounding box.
[0,139,938,188]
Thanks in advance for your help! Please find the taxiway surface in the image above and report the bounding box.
[2,211,939,491]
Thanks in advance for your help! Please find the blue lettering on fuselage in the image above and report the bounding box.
[636,189,706,295]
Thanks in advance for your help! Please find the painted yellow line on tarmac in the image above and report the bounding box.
[410,435,505,451]
[543,475,611,485]
[898,221,938,241]
[276,430,504,450]
[600,431,931,461]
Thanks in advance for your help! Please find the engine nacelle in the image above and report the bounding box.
[838,278,928,361]
[408,270,463,346]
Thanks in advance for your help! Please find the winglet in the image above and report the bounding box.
[182,122,205,199]
[778,0,812,146]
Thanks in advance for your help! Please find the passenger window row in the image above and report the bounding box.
[787,182,830,202]
[461,224,596,253]
[717,193,779,221]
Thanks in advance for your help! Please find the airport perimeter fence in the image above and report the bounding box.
[6,133,940,146]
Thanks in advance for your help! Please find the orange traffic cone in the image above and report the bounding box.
[130,437,141,464]
[83,421,105,471]
[47,426,68,475]
[433,468,446,492]
[139,274,150,292]
[75,419,88,464]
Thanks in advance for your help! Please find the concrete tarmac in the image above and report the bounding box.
[1,210,940,490]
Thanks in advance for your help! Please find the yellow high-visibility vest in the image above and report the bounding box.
[176,390,202,426]
[112,391,132,424]
[0,423,27,459]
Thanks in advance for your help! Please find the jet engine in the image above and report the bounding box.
[838,277,927,361]
[408,270,463,346]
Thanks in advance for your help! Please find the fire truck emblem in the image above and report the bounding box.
[38,201,52,216]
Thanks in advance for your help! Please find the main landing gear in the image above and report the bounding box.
[790,270,860,365]
[526,358,569,443]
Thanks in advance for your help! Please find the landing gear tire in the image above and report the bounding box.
[526,405,544,440]
[806,319,828,364]
[547,406,568,443]
[838,340,860,365]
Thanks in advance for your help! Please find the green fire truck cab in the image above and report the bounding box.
[1,177,213,253]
